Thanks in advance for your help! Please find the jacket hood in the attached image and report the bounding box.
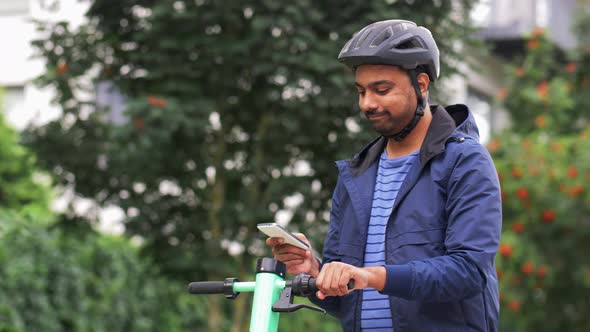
[446,104,480,141]
[346,104,480,176]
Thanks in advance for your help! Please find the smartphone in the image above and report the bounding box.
[257,223,309,250]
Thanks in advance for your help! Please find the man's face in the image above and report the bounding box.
[354,64,418,137]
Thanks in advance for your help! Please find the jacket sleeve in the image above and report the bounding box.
[380,142,502,301]
[308,176,345,316]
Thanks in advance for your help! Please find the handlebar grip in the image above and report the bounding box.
[188,281,225,294]
[308,277,318,292]
[306,277,355,292]
[347,280,355,290]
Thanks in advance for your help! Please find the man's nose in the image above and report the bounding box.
[359,93,378,112]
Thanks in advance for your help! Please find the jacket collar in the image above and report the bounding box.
[348,104,466,176]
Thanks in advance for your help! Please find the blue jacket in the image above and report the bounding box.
[310,105,502,332]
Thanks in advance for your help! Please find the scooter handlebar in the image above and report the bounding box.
[188,281,225,294]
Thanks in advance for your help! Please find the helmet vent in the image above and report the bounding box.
[353,27,375,50]
[370,27,393,48]
[392,37,424,50]
[340,38,353,53]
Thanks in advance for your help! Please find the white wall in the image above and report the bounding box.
[0,0,88,129]
[441,54,511,144]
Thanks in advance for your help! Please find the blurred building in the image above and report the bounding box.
[0,0,87,129]
[445,0,577,143]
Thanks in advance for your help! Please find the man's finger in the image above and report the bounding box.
[274,252,305,261]
[266,237,285,247]
[273,244,308,256]
[321,264,337,295]
[292,232,308,241]
[338,270,353,295]
[284,259,304,266]
[317,265,329,293]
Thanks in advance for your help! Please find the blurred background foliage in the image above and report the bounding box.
[0,212,205,332]
[0,92,52,220]
[0,0,587,331]
[0,103,205,331]
[491,14,590,332]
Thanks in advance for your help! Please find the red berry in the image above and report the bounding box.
[568,167,578,179]
[536,81,549,98]
[511,167,523,178]
[512,222,525,234]
[542,210,556,224]
[516,188,529,200]
[56,62,69,75]
[522,262,534,275]
[508,300,521,312]
[499,244,513,258]
[569,185,584,198]
[148,96,167,108]
[566,63,576,73]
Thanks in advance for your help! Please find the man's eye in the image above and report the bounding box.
[376,89,390,94]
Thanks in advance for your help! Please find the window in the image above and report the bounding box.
[96,81,128,125]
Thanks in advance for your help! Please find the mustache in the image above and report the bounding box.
[364,109,388,118]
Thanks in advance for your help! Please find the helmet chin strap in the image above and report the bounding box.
[387,69,425,142]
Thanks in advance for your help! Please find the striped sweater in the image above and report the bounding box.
[361,149,418,331]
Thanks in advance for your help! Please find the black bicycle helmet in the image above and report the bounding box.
[338,19,440,141]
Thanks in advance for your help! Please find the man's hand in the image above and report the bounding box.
[315,262,386,300]
[266,233,320,277]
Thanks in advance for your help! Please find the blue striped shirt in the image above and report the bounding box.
[361,149,418,331]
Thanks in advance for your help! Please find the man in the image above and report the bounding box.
[267,19,501,331]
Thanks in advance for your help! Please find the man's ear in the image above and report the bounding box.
[417,72,430,98]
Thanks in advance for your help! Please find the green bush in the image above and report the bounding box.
[0,91,206,330]
[491,19,590,331]
[491,132,590,331]
[0,214,204,332]
[0,92,52,220]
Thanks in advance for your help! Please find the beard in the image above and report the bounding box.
[365,106,416,137]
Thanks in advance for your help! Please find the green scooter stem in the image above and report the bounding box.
[249,272,284,331]
[248,258,287,332]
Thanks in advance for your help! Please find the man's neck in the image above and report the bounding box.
[385,105,432,159]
